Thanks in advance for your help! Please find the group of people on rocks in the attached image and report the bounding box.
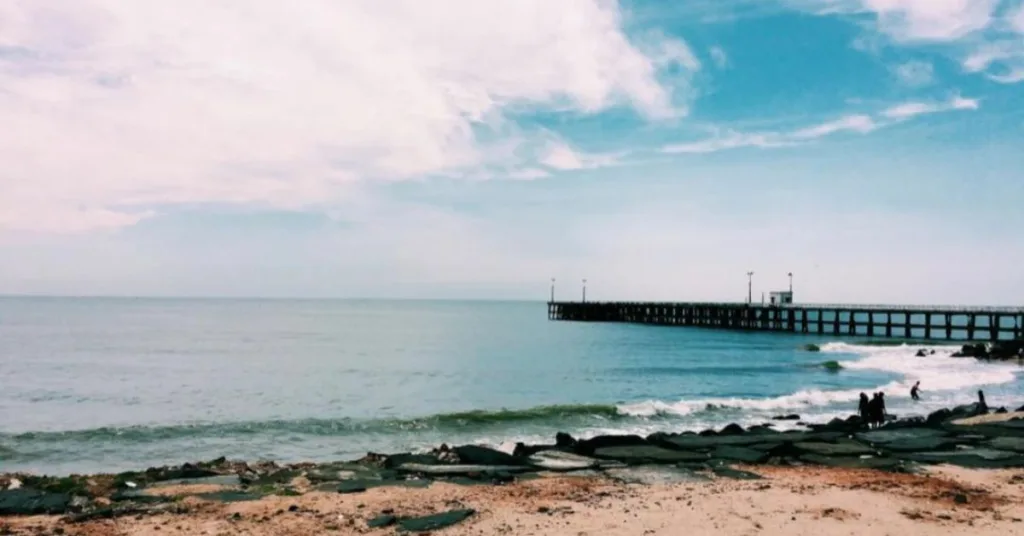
[858,391,888,428]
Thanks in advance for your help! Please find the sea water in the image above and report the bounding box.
[1,297,1021,475]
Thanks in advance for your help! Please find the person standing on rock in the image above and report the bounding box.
[858,393,870,424]
[910,382,921,401]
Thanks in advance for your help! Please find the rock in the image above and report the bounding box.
[949,403,986,421]
[573,435,648,455]
[147,464,218,483]
[881,438,960,453]
[988,437,1024,453]
[555,432,577,448]
[604,466,711,485]
[719,423,746,436]
[512,443,555,457]
[383,453,447,469]
[0,489,73,516]
[989,340,1024,360]
[527,451,602,471]
[804,344,821,352]
[1017,404,1024,412]
[996,407,1009,414]
[915,349,928,357]
[367,514,397,528]
[926,409,953,426]
[952,343,988,359]
[194,490,266,503]
[337,481,367,494]
[453,445,523,466]
[793,440,876,457]
[712,467,763,480]
[772,414,801,421]
[711,446,769,464]
[592,445,709,465]
[954,493,968,504]
[396,463,530,476]
[798,454,903,470]
[397,508,475,532]
[855,428,949,445]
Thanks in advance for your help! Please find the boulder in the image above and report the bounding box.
[712,467,763,480]
[926,409,953,426]
[989,340,1024,360]
[711,446,770,464]
[383,453,447,469]
[793,440,876,457]
[555,432,577,448]
[772,414,800,421]
[905,449,1024,469]
[798,454,902,470]
[453,445,523,466]
[573,435,648,456]
[719,423,746,436]
[397,509,476,533]
[512,442,556,457]
[915,349,928,357]
[0,488,73,516]
[952,343,988,358]
[855,428,948,445]
[527,450,603,471]
[367,514,397,528]
[592,445,709,464]
[396,463,530,476]
[988,437,1024,453]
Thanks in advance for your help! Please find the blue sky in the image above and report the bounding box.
[1,0,1023,304]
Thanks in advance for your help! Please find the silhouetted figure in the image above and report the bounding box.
[858,392,870,424]
[867,393,883,428]
[910,381,921,401]
[878,392,887,423]
[978,390,988,414]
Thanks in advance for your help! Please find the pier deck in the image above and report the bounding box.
[547,301,1024,341]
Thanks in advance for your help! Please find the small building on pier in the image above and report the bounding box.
[769,290,793,306]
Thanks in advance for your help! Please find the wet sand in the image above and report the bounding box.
[3,465,1023,536]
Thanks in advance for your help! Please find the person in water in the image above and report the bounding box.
[911,381,921,401]
[858,392,870,424]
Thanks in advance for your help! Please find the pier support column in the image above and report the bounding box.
[885,312,892,338]
[925,314,932,339]
[945,314,952,340]
[904,313,912,339]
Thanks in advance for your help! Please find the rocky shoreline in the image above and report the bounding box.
[3,400,1024,532]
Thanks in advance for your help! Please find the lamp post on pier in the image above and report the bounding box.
[788,272,793,293]
[582,279,587,303]
[746,271,754,304]
[550,278,555,303]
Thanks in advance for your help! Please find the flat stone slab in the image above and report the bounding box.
[454,445,523,466]
[661,433,786,450]
[315,479,430,493]
[604,466,712,485]
[712,467,763,480]
[905,449,1024,468]
[988,437,1024,453]
[855,429,948,445]
[592,446,709,464]
[528,450,602,471]
[794,440,876,457]
[798,454,903,470]
[193,490,266,503]
[881,438,959,453]
[711,446,769,464]
[397,508,475,532]
[0,488,73,516]
[367,514,397,528]
[149,474,242,488]
[396,463,530,476]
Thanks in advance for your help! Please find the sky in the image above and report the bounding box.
[1,0,1023,304]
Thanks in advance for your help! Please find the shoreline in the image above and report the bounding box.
[3,403,1024,533]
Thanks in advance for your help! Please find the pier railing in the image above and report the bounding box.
[546,301,1024,342]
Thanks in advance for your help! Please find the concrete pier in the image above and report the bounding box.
[547,301,1024,342]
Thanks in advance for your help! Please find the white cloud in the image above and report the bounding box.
[792,114,877,139]
[0,0,695,234]
[1011,4,1024,33]
[709,46,730,69]
[539,141,620,170]
[861,0,999,41]
[663,96,978,154]
[891,60,934,86]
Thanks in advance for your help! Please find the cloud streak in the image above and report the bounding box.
[662,96,979,154]
[0,0,696,233]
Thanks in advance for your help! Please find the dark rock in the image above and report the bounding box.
[719,423,746,436]
[989,437,1024,453]
[148,464,218,483]
[798,454,903,470]
[0,489,73,516]
[926,409,954,426]
[996,407,1009,414]
[772,414,801,421]
[574,435,648,456]
[592,445,709,464]
[367,514,397,528]
[337,481,367,494]
[954,493,968,505]
[397,508,475,532]
[712,467,763,480]
[109,490,171,505]
[905,449,1024,469]
[807,417,858,433]
[989,340,1024,360]
[1016,404,1024,412]
[856,428,949,445]
[698,429,718,437]
[555,432,577,448]
[949,403,986,421]
[453,445,523,466]
[512,442,555,458]
[804,344,821,352]
[793,440,876,457]
[66,506,150,524]
[881,438,960,453]
[711,446,769,464]
[194,490,266,503]
[383,453,446,469]
[915,349,928,357]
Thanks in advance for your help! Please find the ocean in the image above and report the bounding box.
[1,297,1021,476]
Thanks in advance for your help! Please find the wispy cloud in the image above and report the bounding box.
[0,0,697,234]
[661,96,978,154]
[539,141,621,171]
[709,46,730,69]
[891,60,935,86]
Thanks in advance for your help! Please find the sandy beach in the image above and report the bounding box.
[3,463,1022,536]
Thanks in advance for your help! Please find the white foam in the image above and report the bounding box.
[616,341,1021,420]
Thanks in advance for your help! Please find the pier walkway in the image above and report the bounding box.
[547,301,1024,341]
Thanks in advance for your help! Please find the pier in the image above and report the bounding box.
[547,302,1024,342]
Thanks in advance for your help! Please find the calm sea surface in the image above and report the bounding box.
[1,298,1021,475]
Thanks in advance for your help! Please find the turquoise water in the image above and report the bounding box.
[1,297,1022,475]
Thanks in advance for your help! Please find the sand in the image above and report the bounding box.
[3,465,1023,536]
